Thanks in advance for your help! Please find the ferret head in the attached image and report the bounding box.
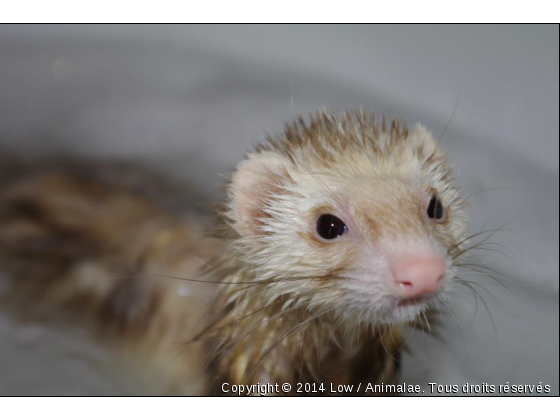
[225,111,467,325]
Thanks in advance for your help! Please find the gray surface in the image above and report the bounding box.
[0,24,558,395]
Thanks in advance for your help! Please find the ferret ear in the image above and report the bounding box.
[412,124,445,162]
[229,151,293,237]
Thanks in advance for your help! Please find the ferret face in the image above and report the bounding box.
[227,114,467,326]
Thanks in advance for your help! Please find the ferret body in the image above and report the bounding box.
[0,111,467,395]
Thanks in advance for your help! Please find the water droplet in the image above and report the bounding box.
[176,284,191,297]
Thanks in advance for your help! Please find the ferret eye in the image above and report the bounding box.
[427,196,445,220]
[316,214,348,240]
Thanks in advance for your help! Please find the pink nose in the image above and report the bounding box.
[391,256,445,297]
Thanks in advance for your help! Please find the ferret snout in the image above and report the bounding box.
[389,253,445,298]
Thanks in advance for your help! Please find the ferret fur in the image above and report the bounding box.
[0,110,468,395]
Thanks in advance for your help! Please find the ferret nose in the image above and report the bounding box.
[391,256,445,297]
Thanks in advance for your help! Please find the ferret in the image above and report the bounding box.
[0,110,467,395]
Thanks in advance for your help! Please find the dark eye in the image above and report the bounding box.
[316,214,348,240]
[427,196,445,220]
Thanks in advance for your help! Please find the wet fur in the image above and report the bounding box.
[0,111,468,395]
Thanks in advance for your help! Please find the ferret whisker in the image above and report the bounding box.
[457,262,511,282]
[448,290,478,326]
[150,274,348,347]
[455,277,499,349]
[196,306,303,382]
[109,273,347,287]
[454,275,508,291]
[237,280,337,307]
[459,278,499,308]
[298,326,307,383]
[450,220,513,256]
[193,256,215,271]
[425,303,448,340]
[202,291,344,380]
[438,91,460,148]
[458,270,515,296]
[394,327,412,352]
[465,244,512,260]
[313,323,321,370]
[417,314,426,333]
[184,283,266,319]
[109,273,257,285]
[185,274,346,320]
[158,287,339,386]
[421,312,432,333]
[465,242,511,255]
[463,186,520,201]
[331,314,347,347]
[455,278,482,314]
[457,263,518,292]
[376,324,402,365]
[181,304,273,351]
[478,241,513,255]
[193,285,340,345]
[388,322,399,348]
[151,309,226,383]
[243,306,339,382]
[444,301,470,363]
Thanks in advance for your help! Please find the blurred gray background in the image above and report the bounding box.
[0,24,558,395]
